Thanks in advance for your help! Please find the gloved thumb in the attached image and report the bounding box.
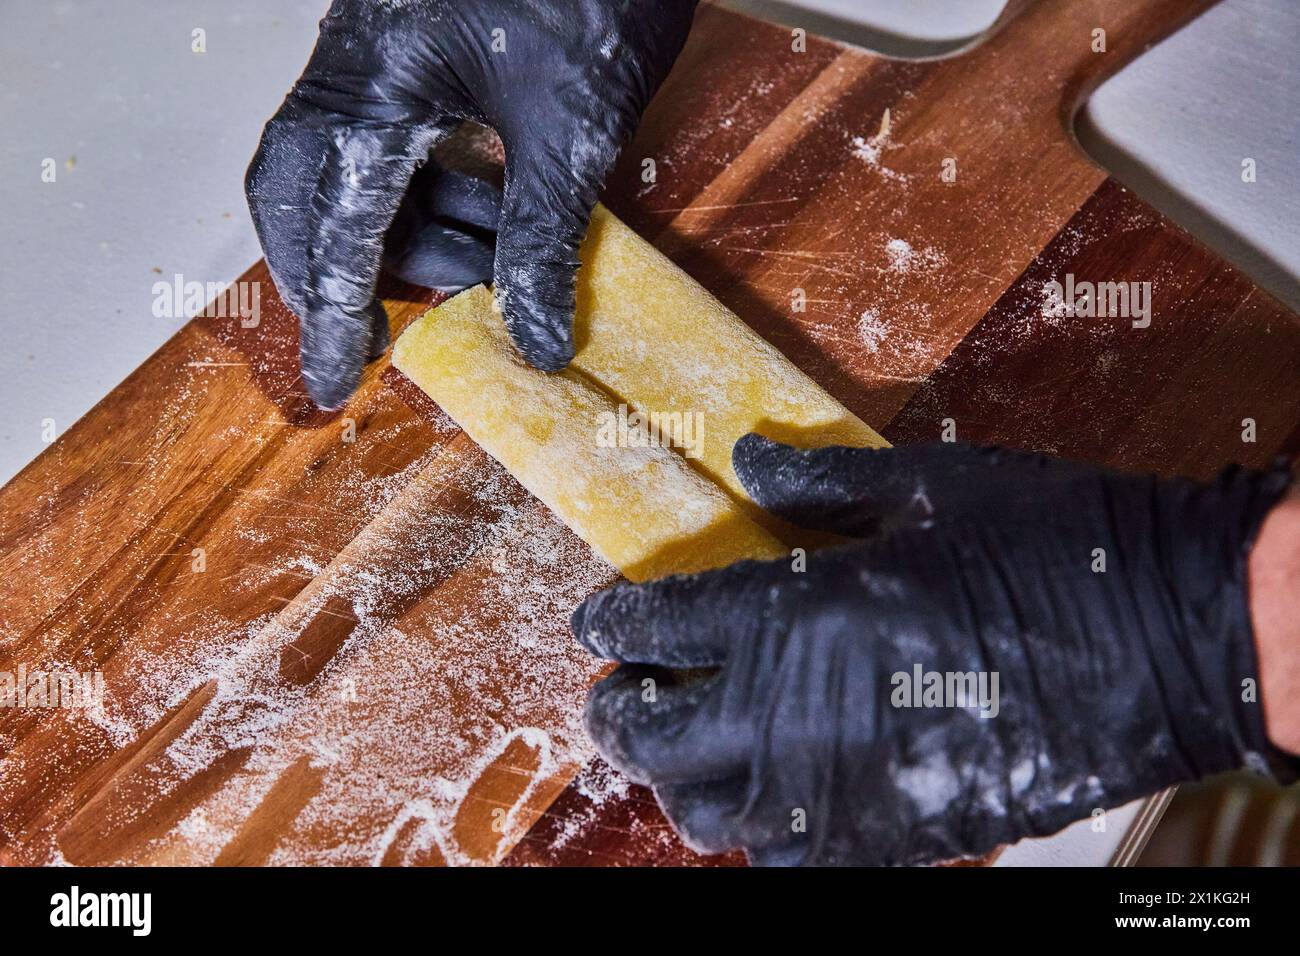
[732,434,937,538]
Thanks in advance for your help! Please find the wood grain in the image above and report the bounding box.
[1,0,1294,867]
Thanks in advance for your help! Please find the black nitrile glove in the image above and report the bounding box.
[571,437,1296,865]
[247,0,698,409]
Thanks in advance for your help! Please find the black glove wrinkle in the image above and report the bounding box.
[1167,461,1297,781]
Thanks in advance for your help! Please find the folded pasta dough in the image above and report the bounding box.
[393,285,787,582]
[572,205,886,503]
[392,204,886,581]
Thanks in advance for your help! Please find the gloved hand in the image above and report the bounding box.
[571,437,1296,865]
[246,0,698,409]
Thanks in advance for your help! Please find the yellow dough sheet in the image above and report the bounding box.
[575,205,886,499]
[392,204,886,582]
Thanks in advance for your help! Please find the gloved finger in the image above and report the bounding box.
[584,666,751,786]
[383,163,502,292]
[409,163,501,234]
[571,560,777,668]
[246,110,330,321]
[492,127,623,372]
[299,120,449,410]
[734,434,1050,537]
[653,777,749,856]
[732,434,929,537]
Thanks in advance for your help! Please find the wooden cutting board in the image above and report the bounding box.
[2,0,1296,867]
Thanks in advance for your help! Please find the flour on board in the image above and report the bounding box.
[851,109,909,184]
[0,404,622,865]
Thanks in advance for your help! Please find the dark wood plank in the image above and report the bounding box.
[887,179,1300,474]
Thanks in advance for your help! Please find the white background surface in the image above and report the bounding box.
[0,0,1294,868]
[1,1,327,483]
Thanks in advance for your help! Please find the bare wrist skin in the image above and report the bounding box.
[1250,485,1300,756]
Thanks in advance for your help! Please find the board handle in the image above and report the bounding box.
[977,0,1220,127]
